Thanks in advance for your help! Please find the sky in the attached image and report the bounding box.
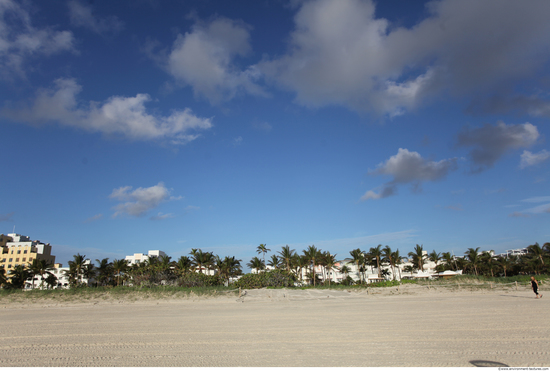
[1,0,550,269]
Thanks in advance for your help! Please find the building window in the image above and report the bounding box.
[9,258,13,262]
[24,250,27,254]
[11,250,13,254]
[17,250,21,254]
[29,257,33,262]
[8,264,11,268]
[15,258,19,262]
[22,258,26,262]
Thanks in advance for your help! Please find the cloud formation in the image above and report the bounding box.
[167,17,266,104]
[68,0,124,35]
[259,0,550,116]
[84,214,103,223]
[110,182,179,218]
[0,212,14,222]
[515,196,550,215]
[2,78,213,145]
[457,122,539,172]
[520,150,550,169]
[467,94,550,118]
[361,148,457,200]
[150,212,176,221]
[0,0,75,78]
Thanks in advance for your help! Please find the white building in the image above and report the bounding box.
[125,250,166,265]
[262,250,461,285]
[24,260,95,290]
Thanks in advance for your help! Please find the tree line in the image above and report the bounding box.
[1,242,548,290]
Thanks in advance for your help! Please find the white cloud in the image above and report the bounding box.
[457,122,539,172]
[68,0,124,35]
[521,196,550,203]
[372,148,458,183]
[167,17,266,104]
[0,0,75,77]
[360,185,395,201]
[522,204,550,214]
[84,213,103,223]
[110,182,179,218]
[150,212,176,221]
[511,196,550,215]
[2,78,213,145]
[361,148,457,200]
[520,149,550,169]
[259,0,550,116]
[232,136,243,146]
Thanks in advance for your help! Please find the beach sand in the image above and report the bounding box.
[0,285,548,367]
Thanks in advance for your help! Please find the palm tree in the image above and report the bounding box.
[247,256,264,273]
[408,244,426,273]
[267,255,281,270]
[278,245,295,273]
[392,249,404,280]
[82,262,96,286]
[112,259,127,286]
[8,264,29,289]
[158,255,173,279]
[339,264,351,283]
[95,258,112,286]
[382,245,396,280]
[256,244,270,272]
[454,256,468,272]
[323,251,337,286]
[175,256,192,277]
[496,255,512,277]
[69,253,87,285]
[480,251,496,277]
[294,253,308,283]
[441,252,456,271]
[369,244,383,278]
[303,245,321,286]
[44,273,58,289]
[190,249,212,274]
[219,256,242,285]
[527,243,546,272]
[465,247,481,275]
[349,248,365,284]
[28,259,42,289]
[428,250,441,272]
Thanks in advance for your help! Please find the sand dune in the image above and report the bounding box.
[0,285,548,367]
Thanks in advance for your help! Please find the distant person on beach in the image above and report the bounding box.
[531,277,542,299]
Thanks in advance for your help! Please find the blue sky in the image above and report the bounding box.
[1,0,550,269]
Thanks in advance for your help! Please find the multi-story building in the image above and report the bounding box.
[125,250,166,265]
[0,233,56,275]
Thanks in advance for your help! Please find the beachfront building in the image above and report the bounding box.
[497,248,528,257]
[24,260,96,290]
[125,250,166,265]
[262,250,455,285]
[1,233,56,278]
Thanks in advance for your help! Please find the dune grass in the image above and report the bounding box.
[0,285,238,304]
[1,275,547,304]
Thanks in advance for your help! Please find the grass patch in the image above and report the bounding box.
[0,285,238,304]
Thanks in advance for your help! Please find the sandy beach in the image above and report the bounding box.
[0,285,548,367]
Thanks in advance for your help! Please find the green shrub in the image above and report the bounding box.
[233,269,296,289]
[176,272,224,288]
